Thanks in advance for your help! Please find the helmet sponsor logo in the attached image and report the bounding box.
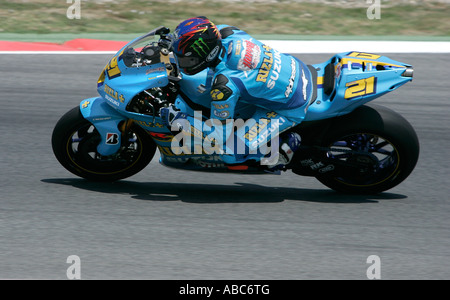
[206,45,220,62]
[191,38,210,56]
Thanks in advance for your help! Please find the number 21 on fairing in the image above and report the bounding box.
[345,76,377,100]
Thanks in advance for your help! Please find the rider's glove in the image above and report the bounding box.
[160,105,187,130]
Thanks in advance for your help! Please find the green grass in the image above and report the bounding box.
[0,0,449,39]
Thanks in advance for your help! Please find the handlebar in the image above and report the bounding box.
[156,27,174,51]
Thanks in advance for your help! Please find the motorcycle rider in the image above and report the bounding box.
[161,16,313,170]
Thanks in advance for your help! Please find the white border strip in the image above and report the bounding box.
[1,41,450,54]
[262,40,450,53]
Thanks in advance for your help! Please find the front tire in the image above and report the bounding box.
[315,104,419,194]
[52,106,156,181]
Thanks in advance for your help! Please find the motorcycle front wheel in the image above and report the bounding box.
[314,104,420,194]
[52,106,156,181]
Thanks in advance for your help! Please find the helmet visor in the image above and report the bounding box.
[177,56,201,69]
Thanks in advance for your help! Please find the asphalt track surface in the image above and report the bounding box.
[0,53,449,280]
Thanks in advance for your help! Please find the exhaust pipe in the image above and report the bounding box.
[402,67,414,78]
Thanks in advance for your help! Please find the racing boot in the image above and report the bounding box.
[267,132,301,171]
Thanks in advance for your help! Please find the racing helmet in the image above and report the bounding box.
[173,16,222,75]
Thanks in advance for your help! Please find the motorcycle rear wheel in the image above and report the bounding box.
[314,104,419,194]
[52,106,156,181]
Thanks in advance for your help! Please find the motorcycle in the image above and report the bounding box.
[52,26,419,194]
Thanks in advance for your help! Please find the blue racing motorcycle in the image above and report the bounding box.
[52,27,419,194]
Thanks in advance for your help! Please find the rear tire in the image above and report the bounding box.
[315,104,419,194]
[52,106,156,181]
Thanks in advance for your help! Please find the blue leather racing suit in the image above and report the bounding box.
[176,25,314,165]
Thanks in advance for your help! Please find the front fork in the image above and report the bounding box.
[79,97,127,156]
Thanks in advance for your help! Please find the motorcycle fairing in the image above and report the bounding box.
[304,51,413,121]
[176,69,212,113]
[79,97,126,156]
[97,54,170,113]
